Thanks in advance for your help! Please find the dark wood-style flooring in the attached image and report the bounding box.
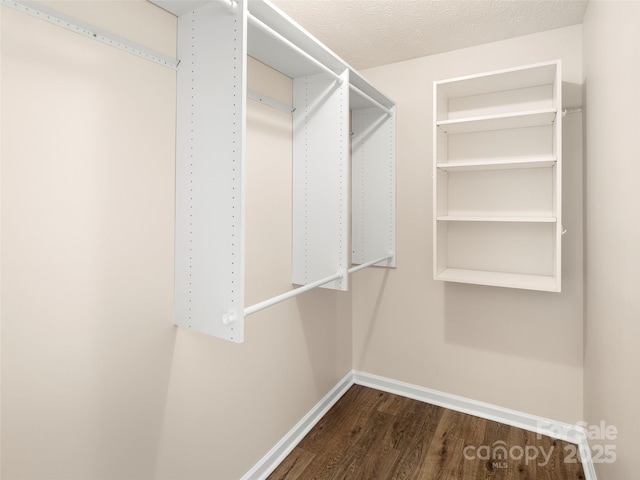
[268,385,585,480]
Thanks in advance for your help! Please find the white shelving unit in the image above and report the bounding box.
[149,0,396,341]
[433,60,562,292]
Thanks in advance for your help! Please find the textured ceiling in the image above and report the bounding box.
[271,0,588,70]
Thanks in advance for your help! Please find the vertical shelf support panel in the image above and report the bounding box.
[292,70,350,290]
[552,62,563,291]
[352,107,397,268]
[174,2,247,342]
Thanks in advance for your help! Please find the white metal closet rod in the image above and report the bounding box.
[244,271,344,317]
[348,254,393,274]
[349,84,393,116]
[246,12,343,84]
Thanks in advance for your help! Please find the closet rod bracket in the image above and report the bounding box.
[221,0,239,13]
[222,309,239,325]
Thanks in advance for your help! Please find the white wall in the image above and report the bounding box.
[1,2,351,478]
[355,25,584,423]
[582,2,640,478]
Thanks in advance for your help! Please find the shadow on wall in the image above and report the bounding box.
[443,99,584,369]
[295,285,353,395]
[443,282,581,367]
[354,269,391,368]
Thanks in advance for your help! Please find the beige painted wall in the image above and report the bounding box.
[1,2,351,478]
[354,25,584,423]
[9,1,640,478]
[582,2,640,478]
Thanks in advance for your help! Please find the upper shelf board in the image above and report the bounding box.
[150,0,394,111]
[435,60,559,100]
[435,268,560,292]
[436,157,557,172]
[437,108,556,134]
[436,216,557,223]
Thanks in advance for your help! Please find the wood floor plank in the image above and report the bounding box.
[385,398,439,451]
[294,391,386,479]
[477,420,512,480]
[389,402,444,480]
[267,447,316,480]
[505,424,535,480]
[376,389,416,416]
[267,385,586,480]
[417,409,477,480]
[296,387,371,454]
[458,413,488,479]
[328,410,398,479]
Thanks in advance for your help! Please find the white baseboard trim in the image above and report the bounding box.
[353,370,596,480]
[242,370,596,480]
[577,433,597,480]
[240,371,354,480]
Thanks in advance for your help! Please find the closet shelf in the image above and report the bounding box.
[437,216,557,223]
[435,268,559,292]
[433,60,562,292]
[436,156,557,172]
[435,62,558,99]
[437,108,557,134]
